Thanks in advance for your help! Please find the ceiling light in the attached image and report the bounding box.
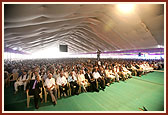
[117,4,135,13]
[12,47,17,50]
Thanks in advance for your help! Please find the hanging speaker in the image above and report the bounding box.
[59,45,68,52]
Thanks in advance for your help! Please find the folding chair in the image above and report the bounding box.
[26,88,42,108]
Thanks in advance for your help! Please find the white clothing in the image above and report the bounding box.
[45,78,56,90]
[92,72,101,79]
[107,70,115,79]
[131,66,137,70]
[14,74,28,91]
[78,74,88,88]
[98,61,101,65]
[78,74,86,83]
[105,69,109,76]
[114,67,119,73]
[56,76,67,86]
[64,72,69,79]
[123,67,132,75]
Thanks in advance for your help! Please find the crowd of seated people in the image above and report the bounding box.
[4,58,164,109]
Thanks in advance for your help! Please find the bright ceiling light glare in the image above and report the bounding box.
[117,4,135,13]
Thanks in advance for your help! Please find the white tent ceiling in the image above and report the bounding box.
[4,4,164,54]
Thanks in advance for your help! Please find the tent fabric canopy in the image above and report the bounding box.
[4,4,164,54]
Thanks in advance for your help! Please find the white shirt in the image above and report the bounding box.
[98,61,101,65]
[56,76,67,86]
[68,75,77,82]
[78,74,85,82]
[140,64,145,69]
[72,71,78,79]
[114,67,119,72]
[19,74,28,82]
[45,78,55,90]
[109,70,115,76]
[105,69,109,75]
[123,67,128,72]
[82,70,86,74]
[131,65,137,70]
[93,72,101,79]
[64,72,69,79]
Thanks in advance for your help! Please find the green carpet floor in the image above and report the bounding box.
[4,70,164,111]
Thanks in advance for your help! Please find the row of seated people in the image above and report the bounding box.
[4,59,164,109]
[5,59,164,91]
[4,58,164,77]
[5,59,164,93]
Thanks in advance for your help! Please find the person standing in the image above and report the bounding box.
[97,49,101,61]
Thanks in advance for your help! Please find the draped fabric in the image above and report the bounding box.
[4,4,164,54]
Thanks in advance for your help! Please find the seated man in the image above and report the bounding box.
[42,70,50,82]
[26,75,43,109]
[143,62,153,72]
[68,71,79,95]
[112,68,120,82]
[122,64,132,78]
[107,67,116,84]
[135,63,144,77]
[127,63,137,76]
[45,73,57,105]
[85,69,99,92]
[78,70,89,92]
[140,63,148,74]
[92,68,105,91]
[14,70,29,94]
[56,71,68,97]
[105,66,111,86]
[117,66,126,81]
[30,71,42,81]
[4,71,10,88]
